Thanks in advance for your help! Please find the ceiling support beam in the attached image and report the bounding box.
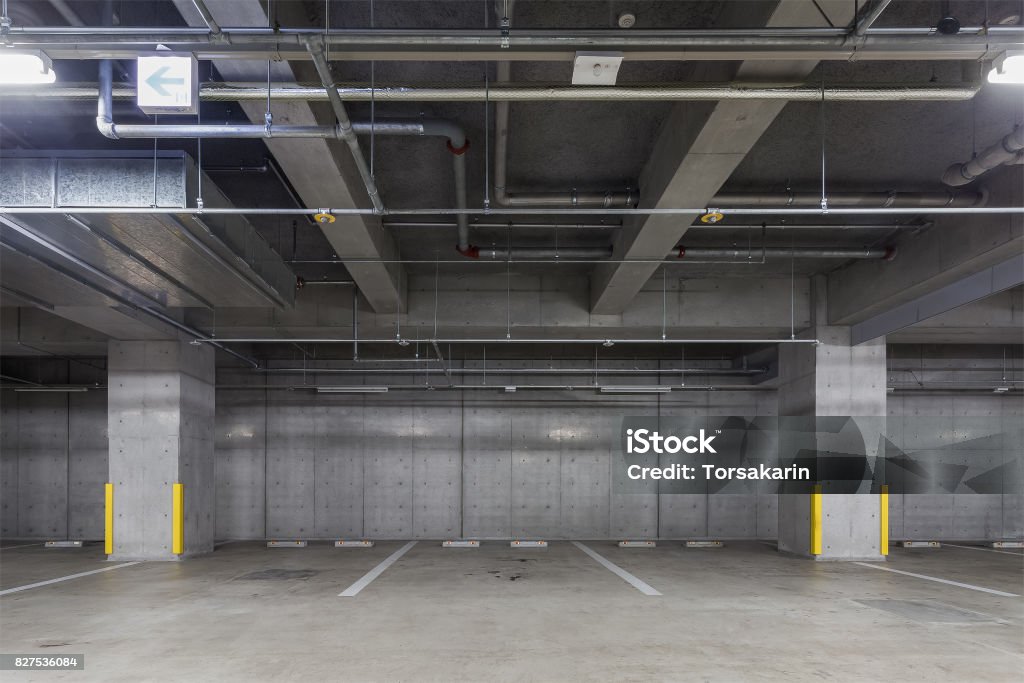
[171,0,406,314]
[590,0,855,315]
[828,170,1023,333]
[851,254,1024,344]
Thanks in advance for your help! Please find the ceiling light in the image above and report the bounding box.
[988,54,1024,85]
[602,339,615,347]
[316,386,389,394]
[396,338,410,347]
[503,386,517,393]
[598,386,672,394]
[993,386,1011,393]
[0,51,57,85]
[14,387,88,393]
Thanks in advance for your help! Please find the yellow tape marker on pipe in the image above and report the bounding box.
[172,483,184,555]
[810,484,823,556]
[880,484,889,556]
[104,483,114,555]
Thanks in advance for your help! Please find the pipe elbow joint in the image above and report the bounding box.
[456,244,480,258]
[941,163,973,187]
[96,118,119,140]
[446,138,470,155]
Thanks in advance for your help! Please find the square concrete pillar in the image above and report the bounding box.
[777,277,887,561]
[107,341,215,560]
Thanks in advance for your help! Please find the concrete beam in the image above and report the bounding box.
[852,254,1024,344]
[887,286,1023,344]
[829,169,1023,328]
[171,0,405,314]
[590,0,853,314]
[197,273,811,341]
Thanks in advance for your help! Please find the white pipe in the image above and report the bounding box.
[7,26,1023,63]
[306,35,383,214]
[5,83,984,103]
[942,127,1024,187]
[854,0,894,36]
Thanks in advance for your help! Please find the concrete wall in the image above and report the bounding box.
[0,361,107,540]
[2,355,1020,542]
[214,377,779,541]
[887,393,1023,541]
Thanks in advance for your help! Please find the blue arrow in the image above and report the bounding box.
[145,65,185,97]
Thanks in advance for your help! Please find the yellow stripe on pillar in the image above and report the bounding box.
[880,484,889,556]
[810,484,823,555]
[104,483,114,555]
[172,483,184,555]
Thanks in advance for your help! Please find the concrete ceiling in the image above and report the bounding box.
[1,0,1022,360]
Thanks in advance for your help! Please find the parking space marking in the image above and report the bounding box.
[339,541,417,597]
[944,543,1024,557]
[0,562,142,597]
[854,562,1019,597]
[0,543,42,551]
[572,542,662,596]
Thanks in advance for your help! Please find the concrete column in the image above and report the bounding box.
[107,341,215,560]
[777,277,887,561]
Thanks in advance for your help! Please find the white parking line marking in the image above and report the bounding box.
[0,562,142,597]
[339,541,417,597]
[944,543,1024,557]
[0,543,42,551]
[854,562,1019,597]
[572,542,662,596]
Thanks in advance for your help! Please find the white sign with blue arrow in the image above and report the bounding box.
[137,54,198,115]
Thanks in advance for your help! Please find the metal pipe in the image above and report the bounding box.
[490,0,634,212]
[712,190,988,208]
[297,278,356,286]
[385,221,911,230]
[306,36,384,214]
[194,337,821,345]
[5,83,985,103]
[676,246,894,260]
[854,0,894,36]
[466,246,613,260]
[258,366,767,376]
[352,287,359,361]
[346,118,470,251]
[4,206,1020,216]
[140,307,259,369]
[457,245,891,262]
[5,26,1022,62]
[942,126,1024,187]
[190,0,221,35]
[217,383,771,392]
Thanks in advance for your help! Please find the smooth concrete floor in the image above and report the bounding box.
[0,540,1021,682]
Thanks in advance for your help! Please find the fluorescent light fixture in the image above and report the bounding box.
[316,386,389,394]
[886,387,895,393]
[503,386,517,393]
[14,387,88,393]
[0,51,57,85]
[993,386,1011,393]
[988,54,1024,84]
[598,386,672,394]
